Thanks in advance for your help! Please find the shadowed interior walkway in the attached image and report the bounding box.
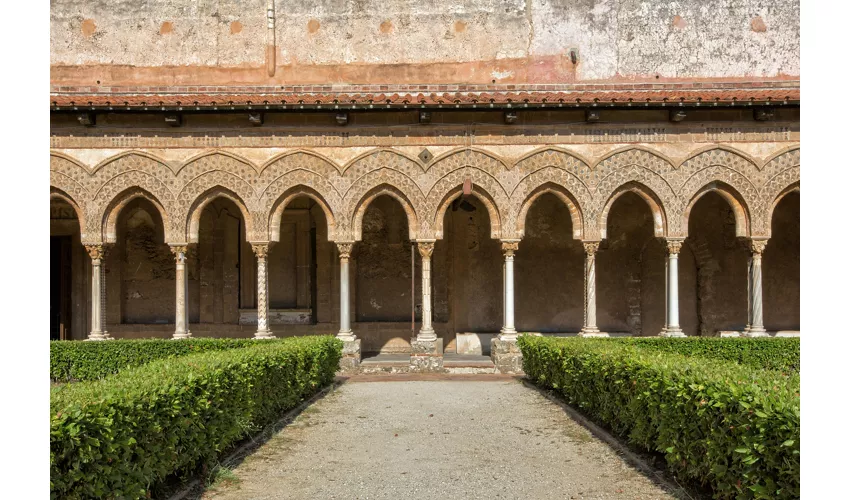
[199,379,682,500]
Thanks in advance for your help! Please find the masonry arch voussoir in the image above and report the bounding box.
[258,149,341,181]
[50,187,86,227]
[178,150,259,175]
[428,147,509,177]
[597,181,669,240]
[350,183,421,242]
[513,146,593,172]
[757,167,801,237]
[91,150,174,175]
[683,181,752,238]
[592,145,676,172]
[101,186,173,244]
[268,184,338,242]
[184,185,255,244]
[341,148,425,176]
[680,145,762,170]
[515,181,585,240]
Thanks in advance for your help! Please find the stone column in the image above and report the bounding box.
[417,241,436,341]
[84,244,111,340]
[252,243,275,339]
[660,239,686,337]
[580,241,601,336]
[169,245,191,339]
[336,242,361,371]
[499,240,519,340]
[745,239,769,337]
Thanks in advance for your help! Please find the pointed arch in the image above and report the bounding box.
[763,180,801,238]
[178,149,259,175]
[432,183,503,240]
[91,149,174,175]
[268,185,338,242]
[593,145,677,171]
[341,148,425,177]
[184,185,254,244]
[680,144,761,170]
[515,182,584,240]
[351,183,420,242]
[683,181,751,238]
[257,149,341,181]
[598,181,668,240]
[427,147,509,180]
[102,187,171,243]
[513,146,594,173]
[50,187,85,224]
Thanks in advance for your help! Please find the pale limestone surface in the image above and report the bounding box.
[199,381,679,500]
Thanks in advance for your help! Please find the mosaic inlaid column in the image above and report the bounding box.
[661,239,686,337]
[580,241,601,336]
[417,241,436,341]
[169,244,192,339]
[252,243,275,339]
[84,244,111,340]
[337,242,356,341]
[745,239,769,337]
[499,240,519,340]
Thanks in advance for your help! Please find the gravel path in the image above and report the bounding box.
[200,379,678,500]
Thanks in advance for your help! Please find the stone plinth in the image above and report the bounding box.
[491,338,524,374]
[409,338,444,373]
[339,339,361,372]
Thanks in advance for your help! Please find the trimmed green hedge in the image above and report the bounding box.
[612,337,800,372]
[51,337,296,382]
[50,335,342,499]
[518,336,799,499]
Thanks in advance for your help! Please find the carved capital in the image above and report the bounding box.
[417,241,435,259]
[665,239,684,255]
[84,244,106,261]
[169,245,189,262]
[583,241,600,257]
[501,240,519,257]
[337,242,354,260]
[748,239,769,255]
[251,243,271,259]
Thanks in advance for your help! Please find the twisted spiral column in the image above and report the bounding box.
[252,243,275,339]
[745,239,769,337]
[580,241,601,336]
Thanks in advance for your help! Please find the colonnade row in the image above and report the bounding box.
[82,235,773,342]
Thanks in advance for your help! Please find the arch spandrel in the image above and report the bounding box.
[257,150,341,187]
[507,148,592,196]
[514,181,585,240]
[592,147,677,188]
[678,167,758,236]
[676,147,761,191]
[756,170,800,238]
[174,152,259,195]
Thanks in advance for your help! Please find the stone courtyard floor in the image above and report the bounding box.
[195,376,687,500]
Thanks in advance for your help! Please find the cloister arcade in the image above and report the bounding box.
[49,146,800,366]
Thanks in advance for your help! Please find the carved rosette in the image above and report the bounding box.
[417,241,435,259]
[337,242,354,261]
[665,239,684,256]
[501,240,519,258]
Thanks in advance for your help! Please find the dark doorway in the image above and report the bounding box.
[51,236,72,340]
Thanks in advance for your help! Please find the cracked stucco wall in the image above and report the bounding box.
[50,0,799,85]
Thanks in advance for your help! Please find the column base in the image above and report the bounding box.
[659,328,686,338]
[417,327,437,342]
[338,339,361,372]
[85,332,112,341]
[254,329,276,339]
[172,331,192,340]
[491,338,523,374]
[578,326,602,338]
[498,327,518,342]
[742,328,768,338]
[336,330,357,342]
[410,338,444,373]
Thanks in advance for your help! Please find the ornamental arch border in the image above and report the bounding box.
[268,185,338,242]
[515,182,585,240]
[184,185,255,244]
[350,183,421,242]
[597,181,668,240]
[764,181,801,239]
[431,182,504,240]
[682,181,752,238]
[101,186,172,244]
[50,187,86,228]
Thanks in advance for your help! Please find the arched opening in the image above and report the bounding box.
[355,195,422,353]
[597,192,673,335]
[764,191,800,331]
[50,196,85,340]
[515,193,584,332]
[441,194,501,353]
[684,191,748,335]
[108,198,174,325]
[262,196,329,328]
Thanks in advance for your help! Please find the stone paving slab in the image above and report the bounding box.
[199,380,682,500]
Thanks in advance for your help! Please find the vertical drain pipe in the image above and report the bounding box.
[266,1,276,77]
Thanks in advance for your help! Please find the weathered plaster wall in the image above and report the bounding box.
[763,191,800,330]
[50,0,799,85]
